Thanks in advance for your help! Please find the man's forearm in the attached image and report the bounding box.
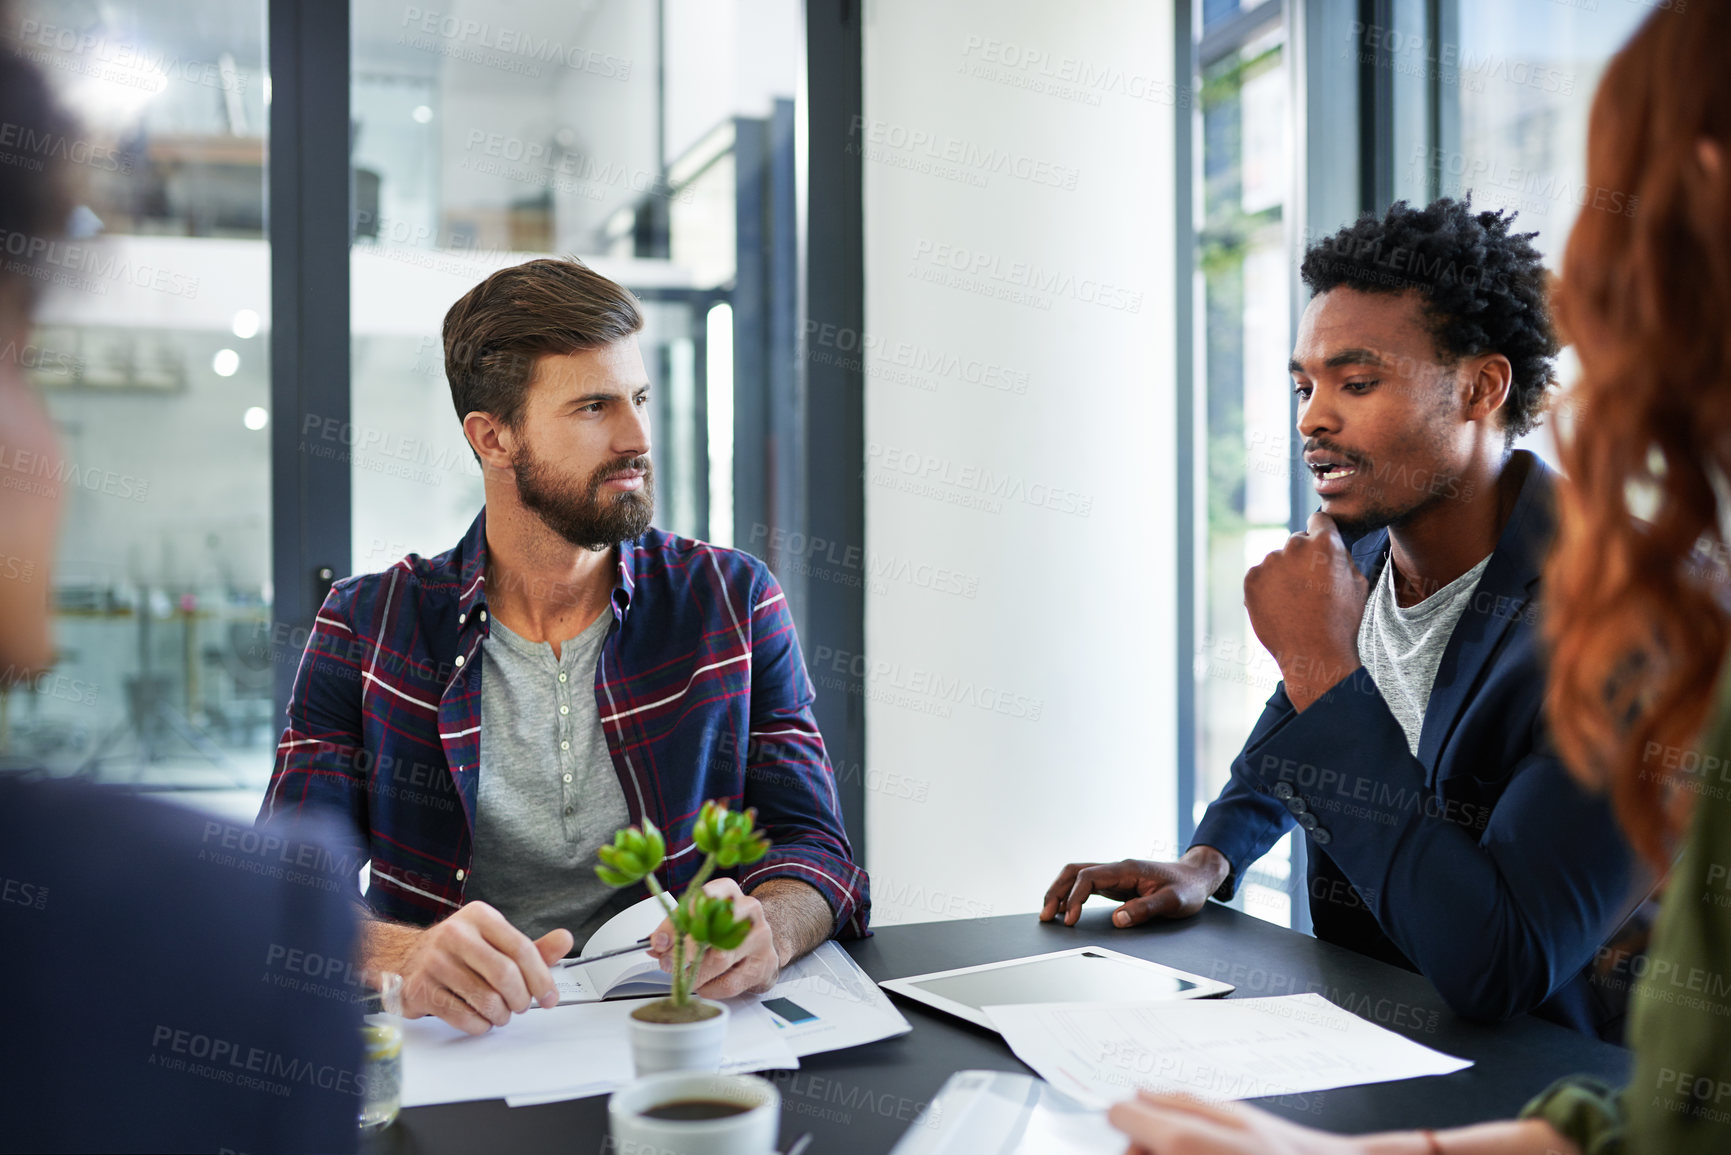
[750,878,836,967]
[358,914,424,975]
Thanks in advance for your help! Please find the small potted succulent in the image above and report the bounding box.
[596,800,771,1075]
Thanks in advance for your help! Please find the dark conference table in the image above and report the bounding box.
[376,902,1631,1153]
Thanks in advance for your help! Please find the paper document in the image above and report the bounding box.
[890,1070,1124,1155]
[759,941,911,1057]
[401,997,796,1108]
[985,994,1471,1108]
[503,942,910,1107]
[554,893,674,1003]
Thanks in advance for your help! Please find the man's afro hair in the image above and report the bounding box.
[1300,197,1559,437]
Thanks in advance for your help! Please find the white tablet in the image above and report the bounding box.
[878,946,1234,1031]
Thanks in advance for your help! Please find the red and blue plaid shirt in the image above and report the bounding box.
[259,510,869,937]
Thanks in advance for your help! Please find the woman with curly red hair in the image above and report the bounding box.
[1110,4,1731,1152]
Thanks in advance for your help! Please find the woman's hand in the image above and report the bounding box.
[1108,1093,1375,1155]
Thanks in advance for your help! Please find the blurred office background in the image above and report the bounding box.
[2,0,1648,930]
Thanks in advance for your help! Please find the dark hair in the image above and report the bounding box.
[0,20,79,321]
[1299,197,1559,438]
[442,257,644,428]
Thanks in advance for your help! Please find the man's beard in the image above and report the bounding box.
[512,443,655,550]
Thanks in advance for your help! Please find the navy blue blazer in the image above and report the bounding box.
[0,778,363,1153]
[1191,451,1642,1039]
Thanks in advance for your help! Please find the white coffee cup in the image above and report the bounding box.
[607,1072,781,1155]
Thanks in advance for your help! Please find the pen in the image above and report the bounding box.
[555,936,653,967]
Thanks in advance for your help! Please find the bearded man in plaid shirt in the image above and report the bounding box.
[260,258,868,1035]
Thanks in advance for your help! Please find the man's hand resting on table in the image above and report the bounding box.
[363,902,571,1035]
[647,876,836,999]
[648,877,778,998]
[1040,846,1233,928]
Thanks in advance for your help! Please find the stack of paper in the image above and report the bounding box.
[401,998,796,1109]
[400,929,911,1108]
[983,994,1472,1108]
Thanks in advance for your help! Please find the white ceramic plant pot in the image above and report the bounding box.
[629,999,731,1076]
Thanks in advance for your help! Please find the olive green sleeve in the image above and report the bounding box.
[1519,1076,1623,1155]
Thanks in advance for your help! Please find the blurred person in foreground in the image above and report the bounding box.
[1108,4,1731,1153]
[0,24,362,1155]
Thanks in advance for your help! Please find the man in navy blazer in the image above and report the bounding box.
[1042,198,1641,1040]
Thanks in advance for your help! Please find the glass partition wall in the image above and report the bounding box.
[348,0,803,568]
[3,0,273,811]
[2,0,810,822]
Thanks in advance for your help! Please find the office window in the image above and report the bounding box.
[1428,4,1647,461]
[1191,10,1299,927]
[348,0,802,575]
[6,1,274,798]
[1433,4,1645,265]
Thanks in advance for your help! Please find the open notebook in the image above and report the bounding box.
[552,894,675,1003]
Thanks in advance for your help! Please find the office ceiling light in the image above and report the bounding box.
[243,406,269,431]
[212,349,240,377]
[231,309,261,339]
[412,105,434,124]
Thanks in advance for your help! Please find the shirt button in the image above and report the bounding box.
[455,868,466,882]
[1272,781,1295,801]
[563,773,573,783]
[480,610,488,622]
[1298,811,1319,831]
[558,672,568,683]
[559,705,569,715]
[560,740,570,751]
[458,612,465,624]
[1313,828,1333,846]
[454,654,464,667]
[564,806,575,818]
[1285,796,1307,816]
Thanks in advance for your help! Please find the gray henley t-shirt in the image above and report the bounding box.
[465,611,634,945]
[1357,552,1493,756]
